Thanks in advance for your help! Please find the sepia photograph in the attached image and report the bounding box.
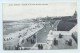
[3,2,77,50]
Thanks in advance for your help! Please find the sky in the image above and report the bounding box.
[3,2,76,21]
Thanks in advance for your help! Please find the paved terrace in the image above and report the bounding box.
[30,25,77,50]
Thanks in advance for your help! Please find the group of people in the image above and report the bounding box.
[38,44,43,50]
[26,35,36,44]
[65,39,72,46]
[15,43,21,50]
[58,34,72,46]
[53,34,72,46]
[30,39,35,44]
[4,37,13,41]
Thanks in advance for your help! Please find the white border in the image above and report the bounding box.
[0,0,80,53]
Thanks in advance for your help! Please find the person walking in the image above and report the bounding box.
[38,44,40,50]
[41,44,43,50]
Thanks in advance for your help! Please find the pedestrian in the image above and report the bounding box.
[59,33,63,38]
[4,39,5,41]
[38,44,40,49]
[21,39,24,44]
[41,44,43,50]
[54,38,58,45]
[68,39,72,46]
